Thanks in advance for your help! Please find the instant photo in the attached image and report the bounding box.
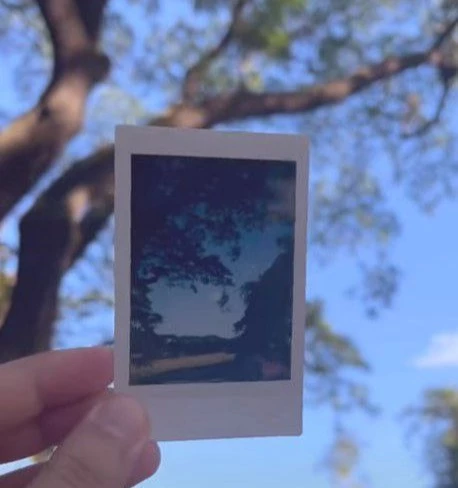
[115,126,308,441]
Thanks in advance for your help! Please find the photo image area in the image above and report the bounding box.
[129,154,297,386]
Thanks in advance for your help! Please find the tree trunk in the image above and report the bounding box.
[0,145,114,362]
[0,0,110,222]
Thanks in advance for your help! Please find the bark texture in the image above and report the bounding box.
[0,0,110,221]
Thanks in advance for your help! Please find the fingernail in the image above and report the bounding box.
[89,395,148,440]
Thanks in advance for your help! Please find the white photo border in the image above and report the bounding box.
[114,125,309,441]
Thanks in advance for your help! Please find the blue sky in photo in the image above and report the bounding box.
[149,226,289,339]
[1,2,457,488]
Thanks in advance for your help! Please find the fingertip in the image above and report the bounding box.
[128,441,161,486]
[144,441,161,477]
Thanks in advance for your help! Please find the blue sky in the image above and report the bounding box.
[1,2,458,488]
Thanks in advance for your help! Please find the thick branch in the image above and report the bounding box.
[198,17,458,125]
[38,0,103,66]
[0,37,455,362]
[0,0,110,223]
[203,52,439,125]
[182,0,248,101]
[0,145,114,362]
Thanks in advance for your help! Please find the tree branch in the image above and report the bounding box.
[1,36,455,362]
[37,0,105,67]
[198,15,458,126]
[0,0,110,223]
[0,145,114,362]
[432,16,458,50]
[403,87,450,138]
[202,52,440,125]
[182,0,248,101]
[402,16,458,137]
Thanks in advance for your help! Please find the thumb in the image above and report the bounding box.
[29,395,152,488]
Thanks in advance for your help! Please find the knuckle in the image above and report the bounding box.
[48,450,109,488]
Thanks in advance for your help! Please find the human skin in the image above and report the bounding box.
[0,347,160,488]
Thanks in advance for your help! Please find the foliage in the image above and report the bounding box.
[234,248,294,362]
[321,428,366,488]
[305,300,377,486]
[305,300,378,415]
[402,389,458,488]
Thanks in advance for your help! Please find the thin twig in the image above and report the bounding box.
[182,0,249,100]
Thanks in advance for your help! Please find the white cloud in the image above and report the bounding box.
[414,332,458,368]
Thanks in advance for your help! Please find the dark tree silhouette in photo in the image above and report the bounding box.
[230,245,294,381]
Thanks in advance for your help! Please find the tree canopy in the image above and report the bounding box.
[403,389,458,488]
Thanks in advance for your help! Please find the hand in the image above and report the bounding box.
[0,347,160,488]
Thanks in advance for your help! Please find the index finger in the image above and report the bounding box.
[0,347,113,432]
